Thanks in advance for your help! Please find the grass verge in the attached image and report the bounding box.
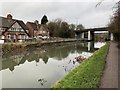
[52,42,110,88]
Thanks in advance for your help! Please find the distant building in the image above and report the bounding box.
[26,20,49,40]
[0,14,30,42]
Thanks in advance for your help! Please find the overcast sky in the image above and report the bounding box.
[0,0,119,28]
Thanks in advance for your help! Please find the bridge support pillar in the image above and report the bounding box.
[88,31,91,40]
[88,41,94,51]
[82,32,84,39]
[88,31,94,41]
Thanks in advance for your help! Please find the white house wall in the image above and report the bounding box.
[12,22,22,29]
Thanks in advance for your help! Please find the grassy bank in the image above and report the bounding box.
[52,43,110,88]
[2,43,25,55]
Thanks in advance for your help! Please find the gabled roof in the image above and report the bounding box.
[16,20,30,36]
[26,22,41,30]
[0,16,28,30]
[0,16,30,36]
[16,20,28,30]
[0,17,15,28]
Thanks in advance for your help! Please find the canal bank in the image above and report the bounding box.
[2,39,87,55]
[52,43,109,88]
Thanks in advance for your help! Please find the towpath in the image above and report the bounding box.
[100,42,119,89]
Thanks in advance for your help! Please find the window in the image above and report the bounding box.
[14,28,16,31]
[10,28,15,31]
[18,34,25,39]
[8,34,16,39]
[12,28,14,31]
[11,28,13,31]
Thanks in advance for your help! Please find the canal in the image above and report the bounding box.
[0,42,105,88]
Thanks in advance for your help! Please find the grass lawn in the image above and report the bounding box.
[52,42,110,88]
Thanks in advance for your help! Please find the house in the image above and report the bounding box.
[0,14,30,42]
[26,20,49,40]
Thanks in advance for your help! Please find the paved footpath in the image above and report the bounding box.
[100,42,119,89]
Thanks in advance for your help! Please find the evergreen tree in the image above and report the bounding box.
[41,15,48,24]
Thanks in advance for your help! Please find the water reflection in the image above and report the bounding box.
[1,42,99,72]
[1,42,105,88]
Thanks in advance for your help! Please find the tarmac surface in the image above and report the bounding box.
[100,42,119,89]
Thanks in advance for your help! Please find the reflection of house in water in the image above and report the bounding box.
[13,55,23,64]
[2,50,49,71]
[2,54,24,71]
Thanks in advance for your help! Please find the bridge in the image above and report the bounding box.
[74,27,113,41]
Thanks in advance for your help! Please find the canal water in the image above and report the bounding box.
[0,42,105,88]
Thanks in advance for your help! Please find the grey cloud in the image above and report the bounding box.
[1,1,116,28]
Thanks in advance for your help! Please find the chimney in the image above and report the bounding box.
[34,20,39,25]
[34,20,39,30]
[7,14,13,20]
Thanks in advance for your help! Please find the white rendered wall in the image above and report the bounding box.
[88,31,91,40]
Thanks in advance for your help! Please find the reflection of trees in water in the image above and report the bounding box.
[1,43,96,71]
[2,58,17,71]
[19,51,49,64]
[47,46,70,60]
[42,56,48,64]
[2,52,49,71]
[2,54,24,71]
[47,44,94,60]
